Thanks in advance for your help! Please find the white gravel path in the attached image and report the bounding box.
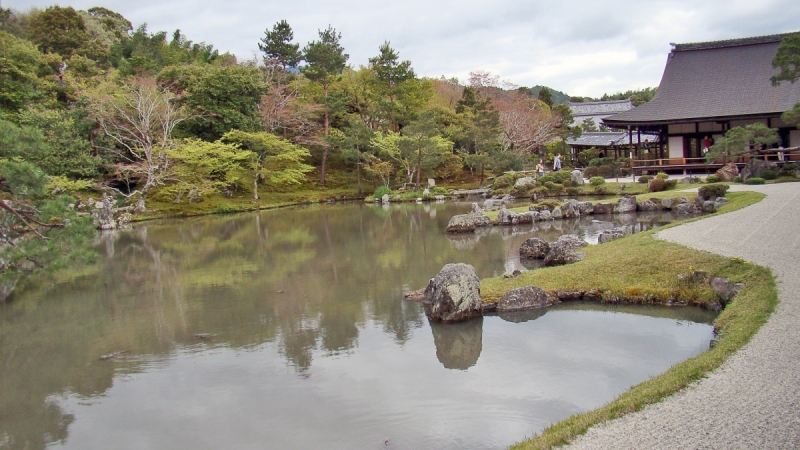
[565,183,800,450]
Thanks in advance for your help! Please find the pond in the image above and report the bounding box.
[0,201,716,450]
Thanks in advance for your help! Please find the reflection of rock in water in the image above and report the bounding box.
[497,308,548,323]
[430,317,483,370]
[519,258,546,271]
[447,234,480,250]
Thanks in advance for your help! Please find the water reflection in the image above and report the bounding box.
[0,201,713,450]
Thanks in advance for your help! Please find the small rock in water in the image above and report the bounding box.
[99,350,129,360]
[194,333,216,339]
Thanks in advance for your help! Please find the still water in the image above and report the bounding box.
[1,201,715,449]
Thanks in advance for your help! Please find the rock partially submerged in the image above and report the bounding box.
[519,237,550,259]
[544,234,588,266]
[496,286,554,312]
[423,263,483,323]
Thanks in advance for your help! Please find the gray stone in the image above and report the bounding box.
[674,202,700,215]
[680,176,702,184]
[514,177,536,188]
[423,188,430,196]
[435,195,445,201]
[740,158,778,182]
[598,229,624,243]
[539,209,553,221]
[714,197,728,209]
[483,199,505,211]
[592,203,614,214]
[428,178,435,187]
[496,286,554,312]
[520,237,550,259]
[423,263,483,323]
[446,214,476,233]
[637,200,660,211]
[570,169,585,186]
[661,198,676,209]
[578,201,594,215]
[543,234,588,267]
[561,200,581,219]
[614,196,637,213]
[497,208,516,225]
[381,194,390,204]
[551,206,563,219]
[514,211,535,224]
[472,214,492,227]
[702,200,717,213]
[471,203,483,214]
[710,276,744,304]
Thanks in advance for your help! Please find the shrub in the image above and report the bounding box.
[745,177,765,185]
[532,199,561,211]
[597,165,613,178]
[733,176,742,183]
[780,162,798,176]
[552,170,573,184]
[593,185,608,195]
[583,166,598,178]
[649,177,666,192]
[374,186,391,198]
[590,176,605,186]
[565,187,580,196]
[538,174,555,184]
[760,170,777,180]
[698,184,730,198]
[638,175,653,183]
[492,173,519,189]
[588,157,616,167]
[664,179,678,190]
[656,172,669,180]
[706,174,720,183]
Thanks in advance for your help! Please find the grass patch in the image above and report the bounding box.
[492,191,776,449]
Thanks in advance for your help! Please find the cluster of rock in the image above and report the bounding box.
[78,193,131,230]
[715,158,781,182]
[519,234,588,266]
[445,203,493,232]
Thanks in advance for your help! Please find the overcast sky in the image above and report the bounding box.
[8,0,800,97]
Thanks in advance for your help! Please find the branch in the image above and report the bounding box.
[0,201,48,240]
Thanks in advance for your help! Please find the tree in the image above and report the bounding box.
[157,64,266,141]
[368,41,420,131]
[221,130,313,199]
[86,77,188,212]
[301,25,348,184]
[401,111,453,189]
[167,139,254,199]
[497,95,559,155]
[0,31,48,116]
[580,117,598,132]
[706,123,779,163]
[771,34,800,128]
[538,86,553,107]
[259,20,302,71]
[455,87,503,184]
[28,6,107,63]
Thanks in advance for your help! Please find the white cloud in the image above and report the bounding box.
[9,0,800,97]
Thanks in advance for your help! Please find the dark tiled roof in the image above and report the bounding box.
[570,99,633,115]
[604,32,800,126]
[567,132,659,147]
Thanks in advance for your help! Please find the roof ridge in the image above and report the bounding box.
[673,31,800,52]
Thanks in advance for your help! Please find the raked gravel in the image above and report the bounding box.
[564,183,800,450]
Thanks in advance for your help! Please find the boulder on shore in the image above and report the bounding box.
[496,286,554,312]
[716,162,738,182]
[740,158,778,182]
[570,170,585,186]
[614,195,637,213]
[543,234,588,266]
[520,237,550,259]
[423,263,483,323]
[446,214,476,233]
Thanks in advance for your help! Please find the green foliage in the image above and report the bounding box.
[705,174,720,183]
[302,26,348,87]
[656,172,669,180]
[114,25,222,75]
[648,177,665,192]
[490,150,526,172]
[664,179,678,190]
[0,31,49,115]
[373,185,391,199]
[707,123,779,162]
[537,87,552,107]
[29,6,107,62]
[589,176,605,186]
[157,64,266,140]
[780,162,798,177]
[580,117,598,132]
[259,20,301,70]
[491,172,521,189]
[593,184,608,195]
[733,175,742,183]
[583,166,598,178]
[221,130,313,191]
[46,175,93,193]
[698,184,730,198]
[599,87,657,106]
[771,34,800,86]
[168,139,254,196]
[760,170,777,180]
[638,175,652,183]
[588,157,614,167]
[745,177,765,185]
[0,158,48,197]
[577,147,599,167]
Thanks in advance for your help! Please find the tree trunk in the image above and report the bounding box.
[253,177,259,200]
[415,144,423,190]
[321,85,330,185]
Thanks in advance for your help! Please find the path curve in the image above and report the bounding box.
[566,183,800,449]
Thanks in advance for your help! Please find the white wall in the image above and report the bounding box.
[791,130,800,148]
[668,136,684,158]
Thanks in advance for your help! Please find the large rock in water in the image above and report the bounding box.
[614,196,637,213]
[496,286,554,312]
[424,263,483,323]
[592,203,614,214]
[520,237,550,259]
[543,234,588,266]
[446,214,476,233]
[716,162,738,182]
[740,158,778,181]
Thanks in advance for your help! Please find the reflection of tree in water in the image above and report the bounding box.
[430,317,483,370]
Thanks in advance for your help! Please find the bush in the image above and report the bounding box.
[760,170,777,180]
[583,166,598,178]
[374,186,391,198]
[698,184,730,198]
[638,175,653,183]
[656,172,669,180]
[664,179,678,190]
[780,162,798,176]
[649,177,666,192]
[492,173,522,189]
[551,170,573,184]
[590,176,605,186]
[733,176,742,183]
[593,185,608,195]
[597,164,613,178]
[588,157,616,167]
[706,175,720,183]
[538,174,555,184]
[532,199,562,211]
[745,177,765,185]
[565,187,580,196]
